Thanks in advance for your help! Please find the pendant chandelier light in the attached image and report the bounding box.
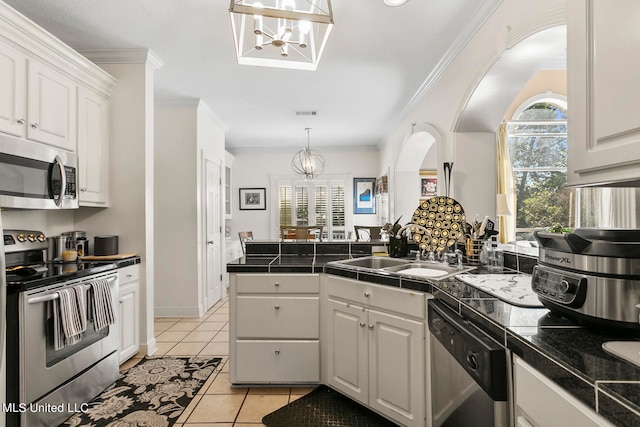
[292,128,325,181]
[229,0,334,71]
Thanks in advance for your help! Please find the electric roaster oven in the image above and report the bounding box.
[532,228,640,331]
[3,229,120,427]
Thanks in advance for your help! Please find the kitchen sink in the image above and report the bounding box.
[383,262,476,281]
[331,256,410,270]
[329,256,476,281]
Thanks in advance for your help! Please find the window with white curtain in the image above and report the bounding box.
[274,176,349,240]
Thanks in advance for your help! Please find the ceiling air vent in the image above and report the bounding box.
[294,110,318,116]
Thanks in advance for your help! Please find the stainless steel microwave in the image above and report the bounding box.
[0,135,78,209]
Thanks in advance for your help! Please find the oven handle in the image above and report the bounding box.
[27,276,117,304]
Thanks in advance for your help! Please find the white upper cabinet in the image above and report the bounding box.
[0,45,78,151]
[77,87,109,205]
[567,0,640,186]
[0,42,27,137]
[27,59,77,151]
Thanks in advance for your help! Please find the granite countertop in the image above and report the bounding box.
[228,253,640,426]
[6,256,141,292]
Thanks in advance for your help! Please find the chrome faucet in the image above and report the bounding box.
[395,224,433,260]
[395,223,431,239]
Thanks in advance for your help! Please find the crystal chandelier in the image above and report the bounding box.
[229,0,334,71]
[292,128,325,180]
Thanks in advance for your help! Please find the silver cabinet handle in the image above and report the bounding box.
[275,349,280,355]
[274,282,280,287]
[126,274,133,278]
[364,292,370,298]
[274,305,280,310]
[80,188,87,192]
[368,324,374,330]
[207,240,214,244]
[31,123,39,129]
[17,119,25,125]
[359,322,366,328]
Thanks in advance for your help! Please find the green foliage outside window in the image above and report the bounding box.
[508,102,575,235]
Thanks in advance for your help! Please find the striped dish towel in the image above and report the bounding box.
[53,285,88,349]
[90,278,115,331]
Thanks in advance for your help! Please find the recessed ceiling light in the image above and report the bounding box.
[384,0,408,6]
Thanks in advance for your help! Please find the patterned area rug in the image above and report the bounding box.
[60,356,221,427]
[262,385,398,427]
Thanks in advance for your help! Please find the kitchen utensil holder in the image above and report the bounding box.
[466,238,483,265]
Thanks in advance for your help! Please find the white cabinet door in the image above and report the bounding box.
[369,309,425,427]
[325,298,369,405]
[567,0,640,186]
[77,87,109,205]
[0,42,27,137]
[513,355,614,427]
[27,59,76,151]
[118,265,140,363]
[119,282,139,363]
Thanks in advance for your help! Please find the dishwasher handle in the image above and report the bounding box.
[428,299,508,401]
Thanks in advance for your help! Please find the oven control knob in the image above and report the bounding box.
[37,233,46,242]
[27,233,36,242]
[559,280,570,293]
[16,233,26,242]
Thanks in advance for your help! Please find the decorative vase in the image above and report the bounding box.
[388,236,408,258]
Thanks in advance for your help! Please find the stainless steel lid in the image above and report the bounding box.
[534,228,640,259]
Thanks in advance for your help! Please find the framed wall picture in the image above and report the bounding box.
[239,188,266,210]
[354,178,376,214]
[420,170,437,198]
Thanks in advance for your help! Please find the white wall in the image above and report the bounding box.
[154,100,226,317]
[228,147,380,240]
[75,50,159,356]
[379,0,566,228]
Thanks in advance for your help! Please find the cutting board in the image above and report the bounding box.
[80,253,138,261]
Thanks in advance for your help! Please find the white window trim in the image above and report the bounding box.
[270,174,353,240]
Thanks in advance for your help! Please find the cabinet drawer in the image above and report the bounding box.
[327,275,425,319]
[118,265,139,286]
[514,356,614,427]
[236,296,319,338]
[236,273,319,294]
[235,340,319,383]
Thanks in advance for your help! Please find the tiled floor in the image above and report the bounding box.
[120,297,313,426]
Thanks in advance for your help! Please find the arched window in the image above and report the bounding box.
[507,96,575,240]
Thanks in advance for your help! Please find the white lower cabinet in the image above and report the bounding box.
[513,355,614,427]
[118,265,140,363]
[324,275,427,427]
[230,273,320,384]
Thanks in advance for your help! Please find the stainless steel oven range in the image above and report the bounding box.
[533,228,640,331]
[4,229,119,427]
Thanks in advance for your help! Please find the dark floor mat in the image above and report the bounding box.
[262,385,399,427]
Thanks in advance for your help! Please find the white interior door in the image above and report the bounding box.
[205,158,222,310]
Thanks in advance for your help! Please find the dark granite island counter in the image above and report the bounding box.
[228,241,640,426]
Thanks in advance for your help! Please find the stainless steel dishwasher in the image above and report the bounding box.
[428,299,509,427]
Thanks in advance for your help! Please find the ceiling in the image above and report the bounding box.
[5,0,500,149]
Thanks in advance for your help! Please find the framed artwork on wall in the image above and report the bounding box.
[239,188,266,210]
[420,170,437,199]
[354,178,376,214]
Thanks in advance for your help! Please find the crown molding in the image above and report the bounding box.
[80,48,165,70]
